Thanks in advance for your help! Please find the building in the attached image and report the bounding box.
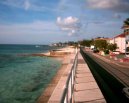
[113,33,126,53]
[122,25,129,55]
[109,19,129,54]
[109,38,114,44]
[109,33,129,53]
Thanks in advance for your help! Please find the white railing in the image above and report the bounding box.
[60,51,78,103]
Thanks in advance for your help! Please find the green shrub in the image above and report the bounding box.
[104,49,109,54]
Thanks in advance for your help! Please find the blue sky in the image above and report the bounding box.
[0,0,129,44]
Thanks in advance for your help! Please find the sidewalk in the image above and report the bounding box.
[46,51,106,103]
[73,53,106,103]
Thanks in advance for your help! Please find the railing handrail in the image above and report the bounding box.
[60,50,78,103]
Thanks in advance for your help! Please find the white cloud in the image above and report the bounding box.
[57,16,78,25]
[113,13,122,19]
[57,16,81,36]
[87,0,118,9]
[0,20,59,35]
[86,0,129,13]
[24,0,30,10]
[1,0,58,12]
[68,30,76,36]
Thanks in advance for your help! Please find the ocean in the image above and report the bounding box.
[0,44,62,103]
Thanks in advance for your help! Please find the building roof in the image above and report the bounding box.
[114,33,125,38]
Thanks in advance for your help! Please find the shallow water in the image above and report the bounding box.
[0,44,61,103]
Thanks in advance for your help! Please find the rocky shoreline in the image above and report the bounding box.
[36,47,75,103]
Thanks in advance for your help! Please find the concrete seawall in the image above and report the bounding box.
[48,53,76,103]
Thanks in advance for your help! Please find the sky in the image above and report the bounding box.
[0,0,129,44]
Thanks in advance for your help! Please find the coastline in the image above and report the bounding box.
[36,46,75,103]
[29,46,75,57]
[36,55,68,103]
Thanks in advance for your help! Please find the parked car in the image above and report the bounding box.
[93,49,99,53]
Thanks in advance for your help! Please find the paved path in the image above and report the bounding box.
[47,52,106,103]
[73,53,106,103]
[84,50,129,87]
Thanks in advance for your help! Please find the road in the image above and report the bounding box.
[84,50,129,87]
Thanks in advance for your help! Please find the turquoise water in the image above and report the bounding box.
[0,44,61,103]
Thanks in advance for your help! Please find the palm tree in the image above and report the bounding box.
[124,18,129,26]
[122,18,129,34]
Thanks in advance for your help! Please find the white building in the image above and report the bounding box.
[122,25,129,55]
[114,34,126,53]
[109,38,114,44]
[109,33,129,53]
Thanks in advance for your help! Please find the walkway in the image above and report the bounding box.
[73,53,106,103]
[47,51,106,103]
